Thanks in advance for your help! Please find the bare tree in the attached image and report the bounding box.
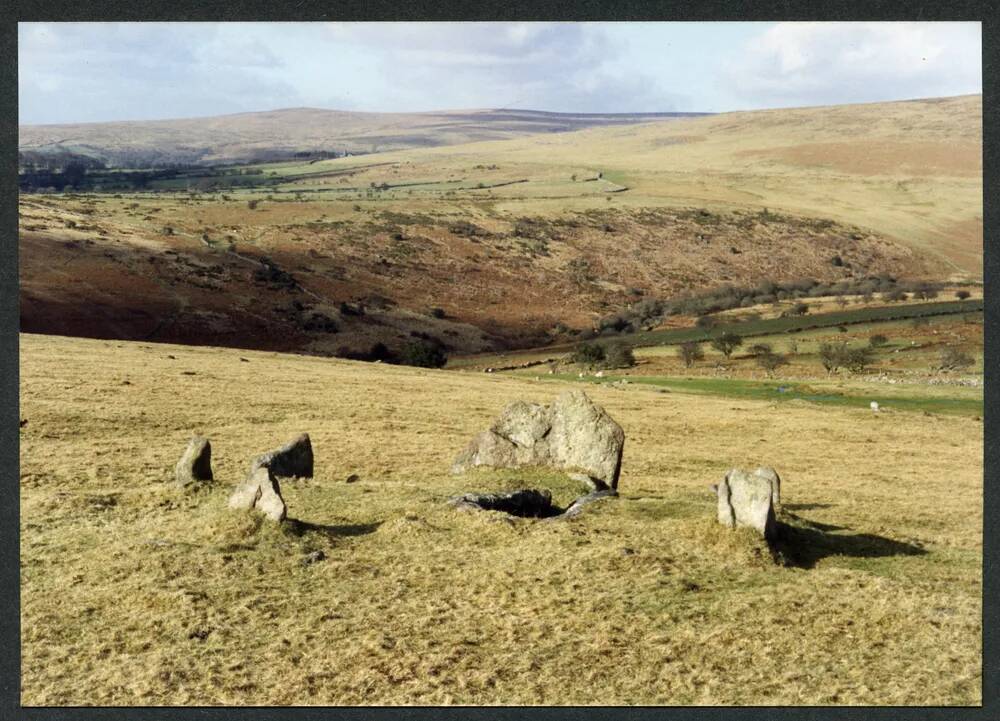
[709,332,743,358]
[938,347,974,371]
[756,351,788,377]
[677,341,704,368]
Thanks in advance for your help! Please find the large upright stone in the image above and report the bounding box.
[451,390,625,489]
[175,436,212,486]
[716,468,777,540]
[547,390,625,488]
[250,433,313,479]
[228,466,286,522]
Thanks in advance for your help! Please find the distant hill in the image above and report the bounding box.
[18,94,980,358]
[18,107,712,168]
[350,94,981,276]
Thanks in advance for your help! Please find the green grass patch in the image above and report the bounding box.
[544,373,983,416]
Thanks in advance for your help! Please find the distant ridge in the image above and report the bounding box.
[18,106,713,168]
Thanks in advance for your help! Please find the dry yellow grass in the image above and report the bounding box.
[20,332,982,706]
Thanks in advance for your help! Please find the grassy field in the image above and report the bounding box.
[537,374,982,417]
[20,333,982,705]
[490,305,983,418]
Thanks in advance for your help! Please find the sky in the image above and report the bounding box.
[18,21,982,125]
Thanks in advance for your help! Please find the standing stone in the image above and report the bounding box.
[716,468,777,540]
[451,390,625,489]
[175,436,212,486]
[228,466,286,522]
[547,390,625,489]
[250,433,313,479]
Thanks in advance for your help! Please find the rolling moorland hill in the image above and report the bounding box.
[18,107,710,167]
[302,94,981,276]
[18,95,981,358]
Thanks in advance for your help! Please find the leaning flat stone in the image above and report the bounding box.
[560,489,619,518]
[451,430,521,474]
[175,436,212,486]
[228,466,286,522]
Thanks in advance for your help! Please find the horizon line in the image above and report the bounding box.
[18,92,982,128]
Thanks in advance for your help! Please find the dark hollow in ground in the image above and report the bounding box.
[450,489,564,518]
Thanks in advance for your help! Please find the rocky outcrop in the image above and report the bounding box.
[250,433,313,479]
[228,466,287,522]
[715,468,777,539]
[451,390,625,488]
[175,436,212,486]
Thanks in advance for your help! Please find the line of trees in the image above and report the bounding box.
[666,331,976,376]
[334,339,448,368]
[594,276,949,338]
[570,341,636,370]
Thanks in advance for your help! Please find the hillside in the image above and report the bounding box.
[18,107,709,167]
[290,94,981,276]
[19,196,933,356]
[18,95,981,357]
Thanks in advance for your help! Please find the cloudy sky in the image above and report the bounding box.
[18,21,982,125]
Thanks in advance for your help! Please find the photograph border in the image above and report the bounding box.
[3,1,995,719]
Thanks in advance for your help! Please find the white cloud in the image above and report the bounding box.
[723,22,981,108]
[18,23,305,123]
[321,22,685,112]
[18,22,981,124]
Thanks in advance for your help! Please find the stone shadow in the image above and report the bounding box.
[284,518,383,539]
[772,516,927,569]
[780,509,846,533]
[782,502,834,511]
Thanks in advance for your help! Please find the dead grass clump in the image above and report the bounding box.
[196,504,267,550]
[685,517,777,569]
